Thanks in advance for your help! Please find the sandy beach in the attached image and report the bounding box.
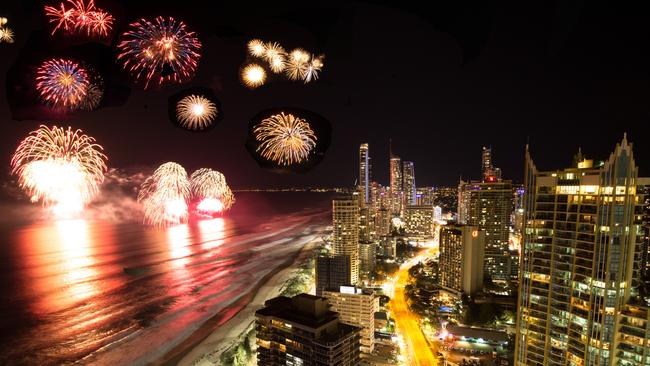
[157,231,323,366]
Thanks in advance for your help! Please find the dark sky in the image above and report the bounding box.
[0,1,648,189]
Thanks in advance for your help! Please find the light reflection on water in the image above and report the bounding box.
[0,205,328,365]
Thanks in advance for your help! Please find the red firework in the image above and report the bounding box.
[117,16,202,88]
[36,58,89,109]
[44,0,114,37]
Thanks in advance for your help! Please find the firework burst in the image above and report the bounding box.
[36,58,90,109]
[138,162,190,226]
[284,57,308,81]
[254,112,317,165]
[247,39,266,57]
[0,26,14,43]
[44,0,114,37]
[190,168,235,214]
[176,94,218,131]
[117,16,202,89]
[11,125,107,216]
[79,81,103,111]
[303,55,324,83]
[241,63,266,88]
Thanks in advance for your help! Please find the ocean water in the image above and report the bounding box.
[0,192,331,365]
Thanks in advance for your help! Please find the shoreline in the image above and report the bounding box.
[156,230,322,366]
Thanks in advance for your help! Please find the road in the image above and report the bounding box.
[389,250,439,366]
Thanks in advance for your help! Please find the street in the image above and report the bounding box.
[389,250,439,366]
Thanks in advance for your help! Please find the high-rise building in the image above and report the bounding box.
[403,161,416,206]
[375,208,391,237]
[639,178,650,278]
[256,294,361,366]
[482,146,493,180]
[515,137,647,366]
[404,205,435,239]
[612,304,650,366]
[465,180,514,281]
[433,206,443,221]
[377,235,397,259]
[315,255,353,296]
[416,186,436,206]
[323,286,379,354]
[439,225,485,297]
[359,206,373,242]
[358,241,376,276]
[332,194,360,285]
[359,143,370,205]
[390,154,403,215]
[457,179,471,224]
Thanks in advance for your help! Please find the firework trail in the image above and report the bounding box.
[190,168,235,215]
[254,112,317,165]
[176,94,218,131]
[117,16,202,88]
[11,125,107,216]
[44,0,114,37]
[138,162,190,226]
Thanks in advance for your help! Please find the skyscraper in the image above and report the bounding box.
[404,205,435,239]
[390,154,402,215]
[256,294,361,366]
[515,136,646,366]
[315,255,353,296]
[402,161,416,206]
[482,146,493,180]
[332,194,360,285]
[323,286,379,354]
[466,179,514,280]
[439,225,485,297]
[359,143,370,205]
[457,179,470,224]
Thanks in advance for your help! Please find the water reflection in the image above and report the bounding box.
[198,218,225,250]
[20,219,99,315]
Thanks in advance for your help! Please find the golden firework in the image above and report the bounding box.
[303,55,324,83]
[0,27,14,43]
[11,125,107,216]
[176,94,218,130]
[254,112,317,165]
[263,42,286,63]
[241,63,266,88]
[247,39,266,57]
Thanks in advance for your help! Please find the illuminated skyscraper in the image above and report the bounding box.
[465,179,514,281]
[403,161,416,206]
[404,205,434,239]
[482,146,493,180]
[439,225,485,297]
[359,143,370,205]
[457,179,470,224]
[332,194,360,285]
[390,155,402,215]
[515,136,647,366]
[416,186,435,206]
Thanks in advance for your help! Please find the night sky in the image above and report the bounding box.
[0,1,648,189]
